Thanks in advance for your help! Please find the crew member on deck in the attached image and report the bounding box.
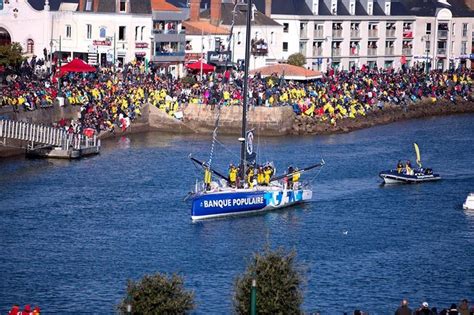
[287,166,294,189]
[204,166,212,191]
[292,168,300,189]
[263,166,272,186]
[229,164,237,188]
[247,166,255,188]
[257,166,264,186]
[405,160,413,175]
[397,160,403,173]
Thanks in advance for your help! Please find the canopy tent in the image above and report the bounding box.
[185,60,215,73]
[249,64,322,81]
[59,58,96,75]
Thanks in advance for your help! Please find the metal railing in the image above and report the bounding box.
[300,29,308,38]
[350,30,360,38]
[368,30,378,38]
[0,119,100,151]
[438,30,448,38]
[332,48,341,56]
[367,48,378,56]
[437,48,447,55]
[386,29,396,37]
[313,48,323,56]
[332,29,343,38]
[402,48,413,55]
[314,29,324,38]
[385,47,395,55]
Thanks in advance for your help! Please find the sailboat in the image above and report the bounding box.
[379,143,441,184]
[187,0,324,220]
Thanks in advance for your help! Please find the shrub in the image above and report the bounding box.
[233,246,305,314]
[118,272,195,314]
[287,53,306,67]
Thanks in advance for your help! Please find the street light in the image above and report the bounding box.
[250,278,257,315]
[324,36,332,72]
[421,35,430,74]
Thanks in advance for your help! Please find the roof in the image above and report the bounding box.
[28,0,78,11]
[249,64,322,80]
[253,0,313,15]
[183,21,230,35]
[402,0,474,17]
[151,0,181,11]
[200,2,280,26]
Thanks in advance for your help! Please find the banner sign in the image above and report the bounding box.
[93,40,111,46]
[135,42,148,49]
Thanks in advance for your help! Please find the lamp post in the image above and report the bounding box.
[324,36,332,72]
[250,278,257,315]
[126,294,132,314]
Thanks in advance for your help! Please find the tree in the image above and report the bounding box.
[287,53,306,67]
[233,246,305,314]
[0,43,24,67]
[118,272,195,314]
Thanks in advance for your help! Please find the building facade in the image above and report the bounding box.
[255,0,474,71]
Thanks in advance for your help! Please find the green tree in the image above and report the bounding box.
[287,53,306,67]
[118,272,195,314]
[0,43,24,67]
[233,246,305,314]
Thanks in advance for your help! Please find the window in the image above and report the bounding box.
[331,1,337,15]
[85,0,92,11]
[237,32,241,44]
[87,24,92,39]
[462,23,468,37]
[461,41,467,54]
[299,41,306,54]
[367,2,373,15]
[350,2,355,15]
[452,23,456,36]
[270,31,274,44]
[99,27,107,38]
[141,26,145,41]
[426,23,431,34]
[283,23,289,33]
[135,26,139,41]
[119,26,126,40]
[283,42,288,52]
[119,0,126,12]
[312,2,318,14]
[66,25,71,38]
[26,39,34,54]
[384,2,390,15]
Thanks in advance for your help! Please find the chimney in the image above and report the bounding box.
[189,0,201,21]
[265,0,271,17]
[465,0,474,10]
[210,0,222,26]
[79,0,85,11]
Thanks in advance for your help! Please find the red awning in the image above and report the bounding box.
[59,58,96,75]
[185,60,215,73]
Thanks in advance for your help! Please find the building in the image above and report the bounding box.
[151,0,187,76]
[254,0,474,71]
[0,0,53,59]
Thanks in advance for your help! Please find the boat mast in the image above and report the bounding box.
[239,0,252,180]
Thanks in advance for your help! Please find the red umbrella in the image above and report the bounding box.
[59,58,96,75]
[186,60,215,73]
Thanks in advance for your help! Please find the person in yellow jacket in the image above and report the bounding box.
[263,166,272,186]
[204,166,212,191]
[247,166,255,188]
[292,168,301,189]
[257,166,265,185]
[229,164,238,188]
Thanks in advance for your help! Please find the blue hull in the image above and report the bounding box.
[191,189,308,220]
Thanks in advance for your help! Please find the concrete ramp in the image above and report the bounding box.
[148,105,196,133]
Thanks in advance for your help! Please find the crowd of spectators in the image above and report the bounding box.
[1,59,472,134]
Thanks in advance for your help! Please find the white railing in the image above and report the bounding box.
[0,120,100,151]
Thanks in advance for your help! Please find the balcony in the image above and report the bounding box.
[313,48,323,56]
[402,48,412,55]
[437,48,446,55]
[300,29,308,38]
[332,48,341,56]
[403,30,413,39]
[153,29,185,35]
[386,29,396,37]
[153,51,185,62]
[314,29,324,38]
[368,30,378,38]
[368,48,377,56]
[332,29,343,38]
[350,50,359,57]
[385,47,395,55]
[438,30,448,39]
[350,30,360,38]
[251,39,268,56]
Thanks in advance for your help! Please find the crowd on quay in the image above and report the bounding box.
[1,58,472,134]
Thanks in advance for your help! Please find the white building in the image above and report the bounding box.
[0,0,52,59]
[254,0,474,71]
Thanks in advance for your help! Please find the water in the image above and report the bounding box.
[1,114,473,314]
